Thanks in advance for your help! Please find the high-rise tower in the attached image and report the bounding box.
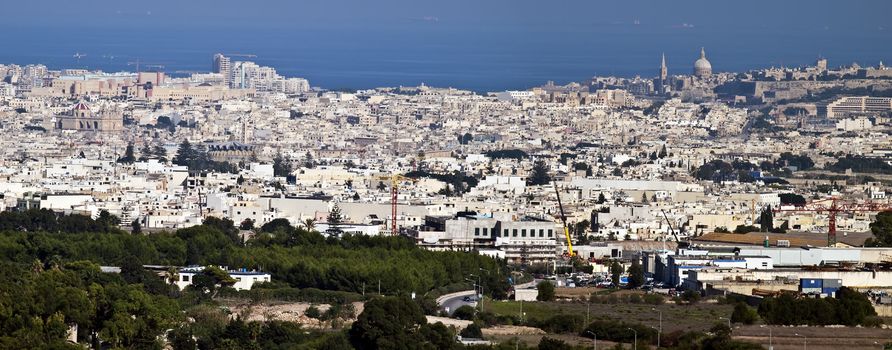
[212,53,231,87]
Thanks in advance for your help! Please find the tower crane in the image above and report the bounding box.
[552,180,575,257]
[221,53,258,58]
[375,174,416,235]
[773,198,892,246]
[127,59,165,73]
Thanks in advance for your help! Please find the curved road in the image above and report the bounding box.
[438,290,477,316]
[437,280,541,316]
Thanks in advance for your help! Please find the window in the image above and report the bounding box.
[474,228,480,236]
[521,229,526,237]
[547,229,553,237]
[539,229,545,237]
[503,229,509,237]
[482,228,488,236]
[182,275,190,282]
[512,229,518,237]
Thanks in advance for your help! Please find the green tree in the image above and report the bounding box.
[537,281,555,301]
[305,305,322,319]
[538,337,569,350]
[328,204,344,224]
[759,205,774,231]
[681,290,701,304]
[152,145,168,162]
[139,143,152,161]
[527,159,551,186]
[731,302,759,325]
[866,211,892,247]
[190,266,237,299]
[610,261,624,286]
[453,305,476,320]
[348,296,434,350]
[273,153,293,177]
[460,323,483,338]
[173,140,195,167]
[627,260,645,288]
[117,142,136,164]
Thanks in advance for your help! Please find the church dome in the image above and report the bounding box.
[693,47,712,78]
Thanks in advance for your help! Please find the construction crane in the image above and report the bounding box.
[127,59,165,73]
[173,70,206,75]
[552,180,575,257]
[660,209,681,245]
[375,174,415,235]
[222,53,258,58]
[774,199,892,246]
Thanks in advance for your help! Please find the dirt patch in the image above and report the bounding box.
[732,325,892,350]
[483,325,546,336]
[223,301,364,329]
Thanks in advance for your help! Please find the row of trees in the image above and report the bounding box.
[827,155,892,174]
[172,140,239,173]
[692,153,815,183]
[117,142,168,164]
[0,261,182,349]
[0,213,509,298]
[758,288,879,326]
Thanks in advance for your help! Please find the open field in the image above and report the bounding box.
[483,298,734,334]
[482,297,892,349]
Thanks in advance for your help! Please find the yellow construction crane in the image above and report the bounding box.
[552,180,575,257]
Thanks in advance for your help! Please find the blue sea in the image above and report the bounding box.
[1,24,890,92]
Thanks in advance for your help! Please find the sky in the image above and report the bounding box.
[1,0,890,91]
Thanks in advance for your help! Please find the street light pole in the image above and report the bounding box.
[479,268,489,312]
[584,330,597,350]
[652,307,662,348]
[794,333,806,350]
[628,327,638,350]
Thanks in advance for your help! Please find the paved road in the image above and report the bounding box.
[438,290,477,316]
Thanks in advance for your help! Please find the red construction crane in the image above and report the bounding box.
[774,198,892,246]
[376,174,415,235]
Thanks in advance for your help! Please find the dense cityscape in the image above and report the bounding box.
[4,3,892,349]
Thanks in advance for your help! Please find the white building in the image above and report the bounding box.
[175,266,272,291]
[836,116,873,131]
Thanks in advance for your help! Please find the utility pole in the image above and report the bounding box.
[586,302,590,325]
[653,308,662,348]
[627,328,637,350]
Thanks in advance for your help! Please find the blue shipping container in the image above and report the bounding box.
[800,279,822,288]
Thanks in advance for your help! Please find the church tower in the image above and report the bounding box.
[660,53,668,82]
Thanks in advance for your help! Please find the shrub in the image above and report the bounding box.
[730,302,759,325]
[305,305,321,319]
[681,290,701,304]
[644,294,665,305]
[460,323,483,338]
[453,305,476,321]
[537,281,555,301]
